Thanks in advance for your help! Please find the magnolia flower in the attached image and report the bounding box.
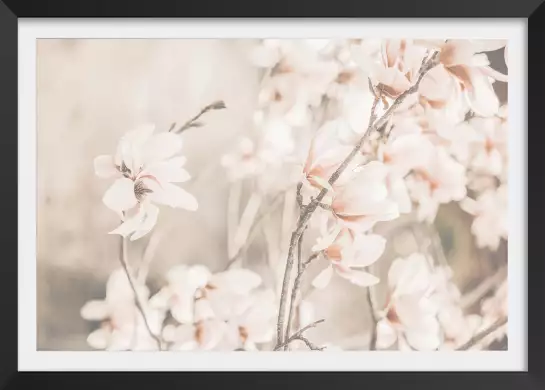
[80,268,164,351]
[331,161,400,233]
[150,265,262,324]
[221,137,263,182]
[468,107,508,177]
[311,224,386,288]
[94,124,198,240]
[406,146,467,222]
[163,319,229,351]
[460,185,507,250]
[358,39,427,99]
[302,119,359,196]
[418,39,508,117]
[376,253,442,351]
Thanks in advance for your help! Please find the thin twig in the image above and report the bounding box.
[456,317,508,351]
[119,237,163,350]
[460,266,507,309]
[275,52,440,348]
[364,269,379,351]
[274,319,326,351]
[171,100,226,134]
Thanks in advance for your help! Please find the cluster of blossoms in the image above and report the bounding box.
[83,38,509,351]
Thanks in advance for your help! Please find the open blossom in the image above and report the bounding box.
[376,253,441,351]
[150,264,262,324]
[331,161,400,233]
[94,124,198,240]
[405,146,467,222]
[356,39,427,99]
[417,39,507,117]
[80,269,164,351]
[311,222,386,288]
[467,106,508,177]
[151,264,275,351]
[460,184,507,250]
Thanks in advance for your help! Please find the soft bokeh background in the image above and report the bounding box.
[36,39,507,350]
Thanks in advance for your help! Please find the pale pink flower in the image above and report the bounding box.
[149,265,262,324]
[375,253,441,351]
[330,161,400,233]
[467,107,508,177]
[94,124,198,240]
[460,185,507,250]
[311,224,386,288]
[162,319,229,351]
[80,269,164,351]
[406,146,467,222]
[418,39,508,117]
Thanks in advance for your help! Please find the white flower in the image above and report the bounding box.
[94,124,198,240]
[331,161,400,233]
[312,224,385,288]
[80,269,164,351]
[150,265,263,324]
[460,185,507,250]
[468,109,508,177]
[376,253,442,351]
[406,146,467,222]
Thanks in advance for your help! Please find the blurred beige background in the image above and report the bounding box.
[36,39,506,350]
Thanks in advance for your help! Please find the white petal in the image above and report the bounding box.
[94,155,119,178]
[335,266,380,287]
[142,157,191,183]
[143,132,183,165]
[211,269,262,294]
[108,206,146,238]
[87,327,111,350]
[102,178,137,214]
[464,69,500,117]
[80,300,109,321]
[171,296,195,324]
[312,223,341,252]
[376,319,397,349]
[116,124,156,172]
[129,203,160,241]
[344,234,386,267]
[405,329,441,351]
[149,183,198,211]
[312,265,334,289]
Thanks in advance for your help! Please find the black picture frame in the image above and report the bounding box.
[2,0,542,388]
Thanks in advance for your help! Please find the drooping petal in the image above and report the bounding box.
[87,327,111,350]
[102,178,138,214]
[376,319,397,349]
[312,265,334,289]
[334,266,380,287]
[108,205,146,239]
[80,300,110,321]
[129,203,160,241]
[94,155,119,178]
[148,182,198,211]
[343,234,386,268]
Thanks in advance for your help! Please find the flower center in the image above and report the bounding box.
[134,180,153,202]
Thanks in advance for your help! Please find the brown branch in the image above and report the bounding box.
[364,270,380,350]
[274,52,440,349]
[171,100,226,134]
[274,319,326,351]
[119,237,163,350]
[461,266,507,310]
[456,317,508,351]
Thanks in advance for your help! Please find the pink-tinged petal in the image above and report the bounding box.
[129,203,159,241]
[376,319,397,349]
[343,234,386,267]
[449,65,500,117]
[102,178,137,214]
[87,327,111,350]
[312,265,334,289]
[211,269,262,294]
[143,132,183,165]
[439,40,475,67]
[94,155,119,178]
[312,223,342,252]
[149,182,198,211]
[480,66,508,82]
[80,300,109,321]
[194,299,216,322]
[334,266,379,287]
